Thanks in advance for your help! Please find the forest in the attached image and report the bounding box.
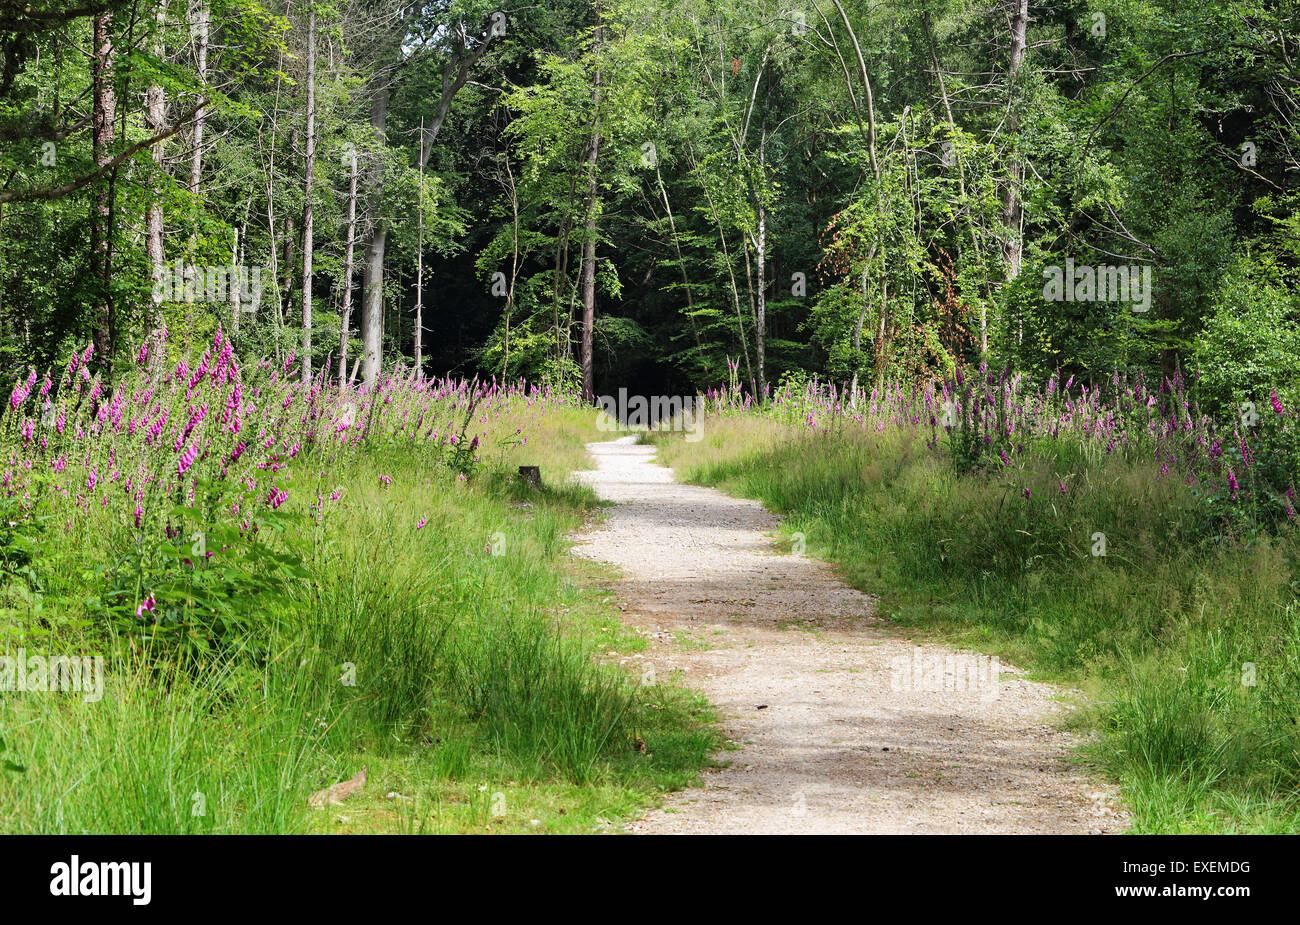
[2,0,1295,405]
[0,0,1298,841]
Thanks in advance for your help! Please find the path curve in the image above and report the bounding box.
[571,436,1128,835]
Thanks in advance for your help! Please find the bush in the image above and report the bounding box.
[1192,256,1300,420]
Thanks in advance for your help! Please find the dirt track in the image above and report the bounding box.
[571,436,1128,834]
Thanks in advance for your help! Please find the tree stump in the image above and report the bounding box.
[518,465,542,489]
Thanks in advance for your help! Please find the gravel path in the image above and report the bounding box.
[571,436,1128,835]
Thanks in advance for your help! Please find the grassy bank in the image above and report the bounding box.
[650,416,1300,834]
[0,349,716,833]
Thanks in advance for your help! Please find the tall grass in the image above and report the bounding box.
[655,416,1300,833]
[0,340,715,833]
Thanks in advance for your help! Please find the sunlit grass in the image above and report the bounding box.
[652,414,1300,834]
[0,400,718,833]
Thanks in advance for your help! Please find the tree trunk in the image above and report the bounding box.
[299,5,316,386]
[501,159,520,376]
[413,118,424,373]
[360,84,388,390]
[189,0,208,201]
[90,11,116,364]
[338,146,357,386]
[578,52,603,400]
[145,3,167,328]
[690,141,755,395]
[1000,0,1029,283]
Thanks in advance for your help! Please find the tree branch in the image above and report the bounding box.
[0,103,203,204]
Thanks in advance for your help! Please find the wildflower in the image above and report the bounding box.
[1022,487,1031,500]
[1227,468,1239,500]
[379,474,392,485]
[416,518,427,529]
[178,441,198,476]
[136,596,156,619]
[1271,390,1284,415]
[1058,481,1066,495]
[9,367,35,409]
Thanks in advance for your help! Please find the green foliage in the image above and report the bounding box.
[1192,256,1300,419]
[94,496,308,664]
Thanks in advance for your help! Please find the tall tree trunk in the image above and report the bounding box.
[189,0,208,203]
[417,22,500,170]
[338,145,357,386]
[262,29,287,362]
[413,119,424,373]
[501,158,520,376]
[90,11,116,363]
[145,3,168,328]
[356,16,497,388]
[578,51,603,400]
[360,84,388,390]
[1000,0,1029,283]
[299,5,316,386]
[830,0,879,179]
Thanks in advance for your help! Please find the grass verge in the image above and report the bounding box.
[0,405,717,834]
[649,417,1300,834]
